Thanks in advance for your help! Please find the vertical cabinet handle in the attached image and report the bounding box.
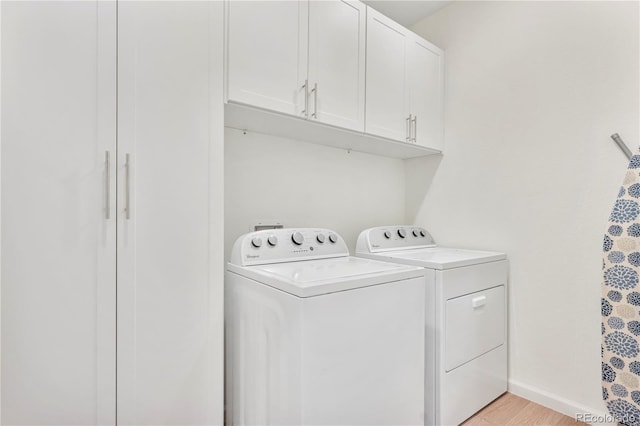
[125,153,131,220]
[412,115,418,143]
[301,79,309,118]
[406,114,412,142]
[311,83,318,119]
[104,151,111,219]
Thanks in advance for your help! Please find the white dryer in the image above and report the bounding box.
[356,226,508,426]
[225,228,427,426]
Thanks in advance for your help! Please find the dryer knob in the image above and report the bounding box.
[316,234,326,244]
[267,236,278,247]
[412,229,419,237]
[383,231,391,239]
[291,232,304,246]
[397,228,407,238]
[420,230,426,237]
[328,233,338,243]
[251,237,263,248]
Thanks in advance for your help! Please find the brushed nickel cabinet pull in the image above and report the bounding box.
[301,79,309,118]
[412,115,418,143]
[311,82,318,119]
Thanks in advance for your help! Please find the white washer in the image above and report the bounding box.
[225,228,427,426]
[356,226,508,426]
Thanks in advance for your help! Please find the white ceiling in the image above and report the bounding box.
[362,1,451,27]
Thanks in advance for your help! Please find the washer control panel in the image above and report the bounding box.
[356,226,436,253]
[230,228,348,266]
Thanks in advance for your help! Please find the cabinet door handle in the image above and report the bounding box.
[472,295,487,308]
[406,115,412,142]
[104,151,111,219]
[301,79,309,118]
[311,82,318,118]
[412,115,418,142]
[125,153,131,220]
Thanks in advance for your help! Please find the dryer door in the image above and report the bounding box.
[445,285,505,372]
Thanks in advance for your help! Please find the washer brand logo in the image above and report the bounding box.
[245,254,260,259]
[372,244,380,248]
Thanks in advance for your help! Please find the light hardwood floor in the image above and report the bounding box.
[462,393,586,425]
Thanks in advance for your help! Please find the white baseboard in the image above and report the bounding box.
[508,379,615,426]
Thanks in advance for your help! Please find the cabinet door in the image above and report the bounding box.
[364,7,409,142]
[117,2,223,424]
[1,2,116,424]
[308,0,365,131]
[407,37,444,151]
[226,1,308,117]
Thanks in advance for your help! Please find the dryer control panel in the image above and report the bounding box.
[356,226,436,253]
[230,228,349,266]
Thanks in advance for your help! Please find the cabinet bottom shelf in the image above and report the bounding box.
[224,101,442,160]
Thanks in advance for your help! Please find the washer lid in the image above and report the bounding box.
[365,247,507,270]
[227,256,424,297]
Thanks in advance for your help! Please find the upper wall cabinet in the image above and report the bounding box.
[227,0,365,131]
[407,36,444,151]
[365,7,444,151]
[226,1,308,115]
[364,7,410,142]
[225,0,444,159]
[308,1,366,131]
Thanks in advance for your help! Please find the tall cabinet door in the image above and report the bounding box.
[307,0,366,131]
[407,37,444,151]
[117,2,223,425]
[226,1,308,117]
[364,7,410,142]
[1,2,117,424]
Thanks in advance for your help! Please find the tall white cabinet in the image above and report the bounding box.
[1,3,117,424]
[1,2,224,424]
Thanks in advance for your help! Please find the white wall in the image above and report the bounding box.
[409,0,639,417]
[224,128,406,259]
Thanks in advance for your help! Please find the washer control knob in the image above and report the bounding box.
[251,237,262,248]
[420,230,426,237]
[267,235,278,247]
[383,231,391,239]
[316,234,326,244]
[412,229,419,237]
[291,232,304,246]
[328,233,338,244]
[397,228,407,238]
